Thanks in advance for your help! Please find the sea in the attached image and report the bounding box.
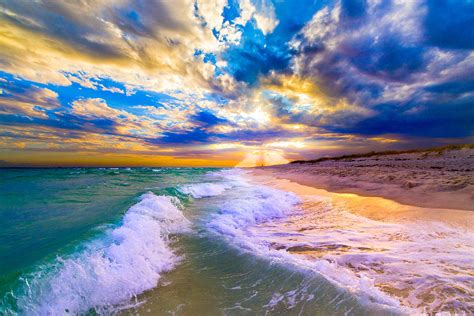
[0,167,472,315]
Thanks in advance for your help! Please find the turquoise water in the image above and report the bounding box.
[0,168,407,315]
[0,168,208,312]
[0,168,376,315]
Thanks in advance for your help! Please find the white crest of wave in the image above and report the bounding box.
[178,182,232,198]
[16,192,190,315]
[178,169,251,198]
[207,184,301,250]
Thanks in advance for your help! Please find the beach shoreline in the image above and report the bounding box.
[244,164,474,313]
[247,169,474,231]
[253,146,474,212]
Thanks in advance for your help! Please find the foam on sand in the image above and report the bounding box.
[245,172,474,314]
[206,170,414,313]
[13,192,190,315]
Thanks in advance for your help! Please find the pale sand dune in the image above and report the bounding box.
[254,146,474,212]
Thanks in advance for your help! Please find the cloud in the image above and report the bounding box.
[0,80,60,118]
[219,0,322,85]
[240,0,279,35]
[289,0,474,137]
[68,98,166,139]
[71,98,125,119]
[0,0,225,94]
[196,0,228,31]
[0,0,473,166]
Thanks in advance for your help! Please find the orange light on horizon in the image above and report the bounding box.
[235,149,289,167]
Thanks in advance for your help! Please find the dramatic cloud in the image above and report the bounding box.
[290,0,474,137]
[0,79,60,118]
[0,0,472,166]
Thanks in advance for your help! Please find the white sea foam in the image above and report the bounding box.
[205,169,301,250]
[250,193,474,313]
[206,170,408,313]
[208,169,474,313]
[178,182,232,198]
[177,169,248,199]
[15,192,190,315]
[207,184,301,250]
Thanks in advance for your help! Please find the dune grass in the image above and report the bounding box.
[290,144,474,164]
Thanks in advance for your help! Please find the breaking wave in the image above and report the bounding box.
[10,193,190,315]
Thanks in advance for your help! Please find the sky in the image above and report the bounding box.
[0,0,473,167]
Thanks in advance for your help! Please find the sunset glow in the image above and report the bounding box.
[0,2,473,314]
[0,0,473,166]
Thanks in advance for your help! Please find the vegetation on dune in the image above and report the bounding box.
[290,144,474,164]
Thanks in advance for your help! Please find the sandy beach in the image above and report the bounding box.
[249,170,474,231]
[245,150,474,312]
[255,146,474,212]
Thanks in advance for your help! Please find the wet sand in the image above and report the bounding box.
[255,146,474,212]
[245,170,474,313]
[248,171,474,230]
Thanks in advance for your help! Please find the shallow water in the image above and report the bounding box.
[0,168,471,315]
[247,194,474,314]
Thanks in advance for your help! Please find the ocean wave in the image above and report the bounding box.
[178,182,232,198]
[177,169,248,199]
[207,184,301,250]
[206,169,301,250]
[247,190,474,314]
[11,192,190,315]
[206,171,407,313]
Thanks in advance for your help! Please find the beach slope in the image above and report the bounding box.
[255,145,474,211]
